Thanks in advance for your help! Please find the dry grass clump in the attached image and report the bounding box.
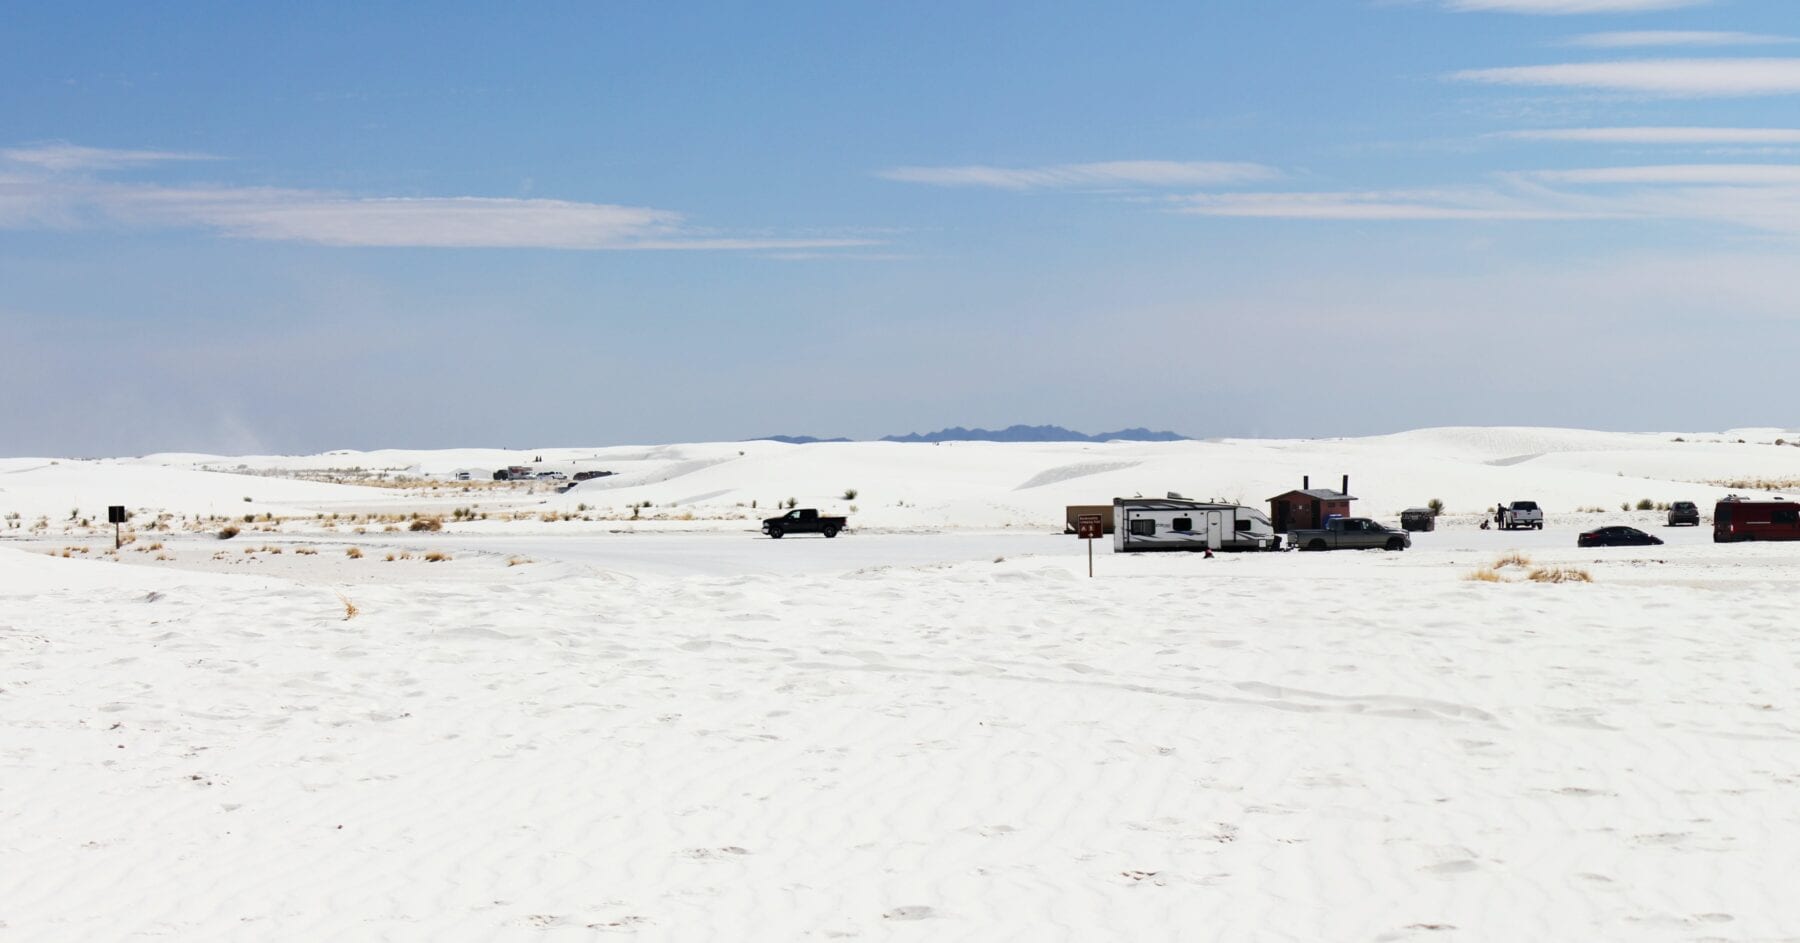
[1493,551,1532,569]
[423,551,451,563]
[384,552,397,562]
[337,593,360,621]
[1708,477,1800,491]
[218,525,240,540]
[506,556,532,567]
[1528,566,1592,584]
[409,517,443,532]
[1464,567,1505,582]
[345,547,364,559]
[155,552,174,561]
[295,547,317,555]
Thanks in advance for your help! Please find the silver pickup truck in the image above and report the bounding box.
[1288,517,1411,551]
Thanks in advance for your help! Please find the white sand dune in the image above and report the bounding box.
[6,426,1800,939]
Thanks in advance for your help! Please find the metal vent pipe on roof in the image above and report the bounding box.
[1343,475,1349,495]
[1303,475,1310,490]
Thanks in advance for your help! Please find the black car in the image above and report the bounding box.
[1578,525,1664,547]
[1667,501,1700,526]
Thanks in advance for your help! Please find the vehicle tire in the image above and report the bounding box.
[1385,538,1405,551]
[1534,522,1543,530]
[823,526,839,538]
[767,526,784,539]
[1307,539,1327,552]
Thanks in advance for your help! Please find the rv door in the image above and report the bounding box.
[1207,511,1224,550]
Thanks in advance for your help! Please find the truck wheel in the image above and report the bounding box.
[1307,539,1327,552]
[1534,522,1543,530]
[1386,538,1405,551]
[822,526,839,538]
[767,526,784,539]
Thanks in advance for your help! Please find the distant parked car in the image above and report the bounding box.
[534,471,566,480]
[1578,526,1664,547]
[572,471,614,482]
[1667,501,1700,526]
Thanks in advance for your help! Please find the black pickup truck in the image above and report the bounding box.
[762,508,847,539]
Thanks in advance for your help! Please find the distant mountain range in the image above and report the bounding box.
[752,425,1188,444]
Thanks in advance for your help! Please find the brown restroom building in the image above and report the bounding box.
[1267,476,1356,534]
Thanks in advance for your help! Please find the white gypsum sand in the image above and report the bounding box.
[4,426,1800,940]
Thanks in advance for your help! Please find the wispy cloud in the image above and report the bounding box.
[1454,58,1800,96]
[1442,0,1710,12]
[1531,163,1800,184]
[1562,31,1796,48]
[1171,188,1604,221]
[1500,126,1800,143]
[0,145,868,251]
[877,160,1278,190]
[1171,167,1800,234]
[0,142,218,171]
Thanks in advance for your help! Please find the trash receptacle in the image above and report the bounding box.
[1401,508,1436,532]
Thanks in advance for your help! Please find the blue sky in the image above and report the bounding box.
[4,0,1800,454]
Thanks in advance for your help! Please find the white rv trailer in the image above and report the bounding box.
[1112,497,1280,553]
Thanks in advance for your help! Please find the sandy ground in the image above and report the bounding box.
[6,429,1800,940]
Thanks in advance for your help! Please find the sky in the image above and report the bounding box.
[4,0,1800,455]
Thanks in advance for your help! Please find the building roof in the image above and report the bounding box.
[1267,488,1357,502]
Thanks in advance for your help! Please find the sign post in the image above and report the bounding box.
[108,505,127,550]
[1077,514,1103,578]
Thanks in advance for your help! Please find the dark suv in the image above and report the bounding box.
[1668,501,1700,526]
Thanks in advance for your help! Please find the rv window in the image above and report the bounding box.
[1129,519,1156,537]
[1235,519,1252,532]
[1774,508,1799,525]
[1172,517,1193,532]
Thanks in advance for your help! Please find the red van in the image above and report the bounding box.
[1714,496,1800,542]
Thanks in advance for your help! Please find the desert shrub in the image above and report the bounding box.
[1635,498,1655,511]
[1464,568,1504,582]
[1426,498,1444,517]
[345,547,364,559]
[843,488,858,500]
[1493,551,1532,569]
[1620,502,1630,512]
[409,517,443,532]
[424,551,451,563]
[786,497,798,509]
[218,525,240,540]
[1528,567,1591,584]
[243,514,255,523]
